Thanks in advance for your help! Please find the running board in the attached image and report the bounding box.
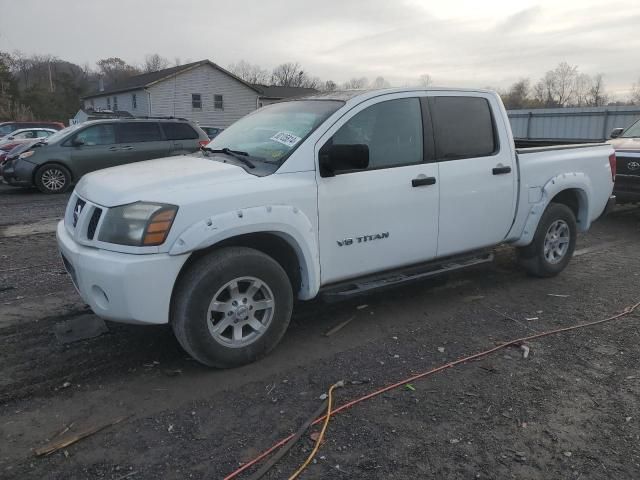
[320,252,494,302]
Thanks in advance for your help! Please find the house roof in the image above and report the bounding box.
[253,85,318,99]
[83,60,262,99]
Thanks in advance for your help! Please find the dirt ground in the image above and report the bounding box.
[1,183,639,480]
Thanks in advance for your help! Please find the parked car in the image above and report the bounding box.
[200,126,224,140]
[609,119,640,203]
[0,128,57,162]
[57,88,615,367]
[1,118,209,193]
[0,121,64,139]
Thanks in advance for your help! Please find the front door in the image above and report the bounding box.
[69,123,120,178]
[428,94,517,256]
[317,95,440,285]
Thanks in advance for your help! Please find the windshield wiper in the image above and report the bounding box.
[203,147,255,169]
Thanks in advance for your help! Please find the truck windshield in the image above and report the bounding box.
[621,119,640,138]
[206,100,344,165]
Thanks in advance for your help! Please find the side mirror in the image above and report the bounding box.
[71,137,85,147]
[610,127,624,139]
[319,144,369,177]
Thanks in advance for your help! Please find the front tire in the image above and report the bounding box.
[171,247,293,368]
[35,164,71,194]
[517,203,577,277]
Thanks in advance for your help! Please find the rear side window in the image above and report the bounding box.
[329,97,423,171]
[161,122,199,140]
[430,96,497,160]
[118,123,163,143]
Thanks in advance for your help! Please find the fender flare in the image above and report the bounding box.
[168,205,320,300]
[511,172,592,247]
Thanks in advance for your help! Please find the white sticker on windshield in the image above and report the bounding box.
[270,131,302,148]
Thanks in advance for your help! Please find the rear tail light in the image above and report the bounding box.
[608,152,616,182]
[198,140,209,148]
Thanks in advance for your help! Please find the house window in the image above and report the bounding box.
[192,93,202,110]
[132,94,137,109]
[106,97,111,110]
[214,94,223,110]
[113,96,118,111]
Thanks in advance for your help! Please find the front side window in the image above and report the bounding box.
[118,123,162,143]
[208,100,343,164]
[328,97,423,171]
[214,94,223,110]
[72,124,116,146]
[430,96,497,160]
[192,94,202,109]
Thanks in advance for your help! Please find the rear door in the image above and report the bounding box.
[69,123,119,177]
[161,122,201,154]
[116,122,170,164]
[429,94,516,256]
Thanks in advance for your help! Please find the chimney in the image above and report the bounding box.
[98,77,104,92]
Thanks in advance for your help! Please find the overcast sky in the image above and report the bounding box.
[1,0,639,97]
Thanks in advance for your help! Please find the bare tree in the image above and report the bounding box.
[343,77,368,89]
[228,60,269,85]
[371,76,390,89]
[534,62,578,107]
[96,57,139,86]
[270,62,318,88]
[631,78,640,105]
[586,74,609,106]
[500,79,535,109]
[418,74,433,87]
[143,54,169,73]
[322,80,337,91]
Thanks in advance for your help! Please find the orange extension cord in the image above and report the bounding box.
[223,301,640,480]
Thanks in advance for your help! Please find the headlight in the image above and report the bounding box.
[19,151,34,159]
[98,202,178,246]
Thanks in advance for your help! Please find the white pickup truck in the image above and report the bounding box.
[57,88,616,367]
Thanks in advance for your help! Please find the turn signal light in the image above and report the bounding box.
[142,208,177,246]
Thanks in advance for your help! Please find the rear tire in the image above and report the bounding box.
[517,203,577,278]
[35,164,71,194]
[171,247,293,368]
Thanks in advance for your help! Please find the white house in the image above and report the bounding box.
[82,60,317,127]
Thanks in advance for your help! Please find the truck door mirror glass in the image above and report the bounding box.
[610,127,624,139]
[319,143,369,177]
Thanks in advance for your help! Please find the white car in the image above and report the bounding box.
[57,88,616,367]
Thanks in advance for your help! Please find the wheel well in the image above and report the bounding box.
[179,232,303,295]
[32,162,73,184]
[550,188,585,225]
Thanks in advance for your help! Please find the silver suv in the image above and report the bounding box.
[1,118,209,194]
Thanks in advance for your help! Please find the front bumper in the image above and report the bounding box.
[56,220,190,324]
[1,160,34,187]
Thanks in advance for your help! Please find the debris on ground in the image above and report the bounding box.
[437,347,445,353]
[547,294,570,298]
[521,345,530,359]
[356,304,368,310]
[463,295,485,302]
[34,416,129,456]
[324,316,356,337]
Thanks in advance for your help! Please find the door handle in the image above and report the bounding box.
[492,166,512,175]
[121,146,133,151]
[412,176,437,187]
[108,146,119,151]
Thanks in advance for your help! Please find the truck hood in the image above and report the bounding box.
[609,137,640,151]
[75,155,253,207]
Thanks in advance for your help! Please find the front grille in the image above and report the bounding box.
[87,208,102,240]
[617,156,640,177]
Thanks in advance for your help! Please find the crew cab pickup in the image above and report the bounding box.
[56,88,616,367]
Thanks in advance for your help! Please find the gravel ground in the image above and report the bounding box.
[0,183,639,480]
